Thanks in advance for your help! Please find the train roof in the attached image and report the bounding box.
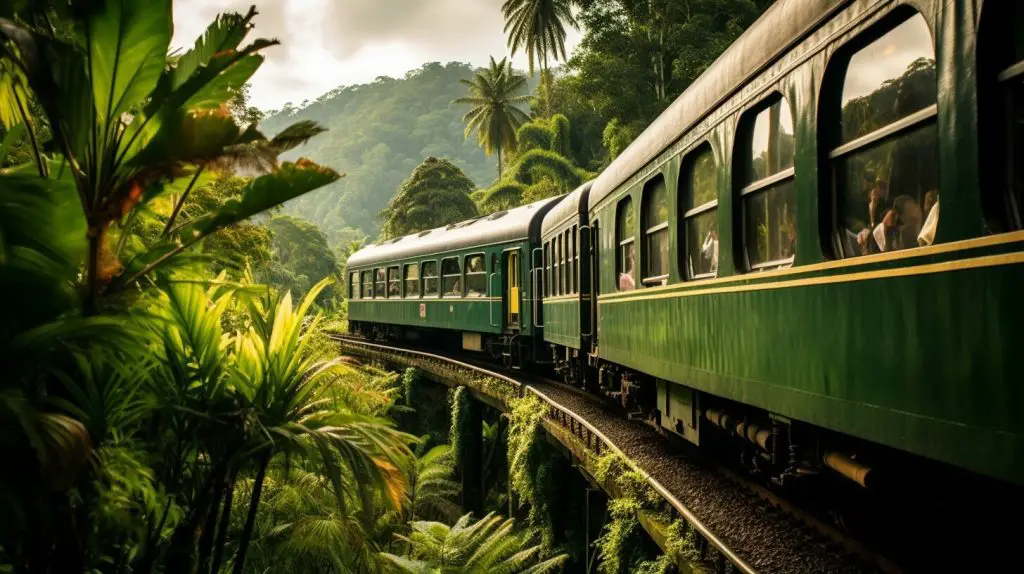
[587,0,840,211]
[346,194,565,268]
[541,182,592,236]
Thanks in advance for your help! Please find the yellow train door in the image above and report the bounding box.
[507,251,520,329]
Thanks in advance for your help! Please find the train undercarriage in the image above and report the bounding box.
[544,340,1024,572]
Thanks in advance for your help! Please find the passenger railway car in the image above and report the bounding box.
[539,182,593,386]
[571,0,1024,487]
[346,196,562,366]
[347,0,1024,489]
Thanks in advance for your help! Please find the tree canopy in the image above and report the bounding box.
[260,63,538,242]
[380,157,481,239]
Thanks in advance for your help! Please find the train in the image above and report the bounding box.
[347,0,1024,490]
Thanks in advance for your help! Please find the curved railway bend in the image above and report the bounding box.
[332,335,891,574]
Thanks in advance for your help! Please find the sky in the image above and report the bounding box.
[172,0,582,112]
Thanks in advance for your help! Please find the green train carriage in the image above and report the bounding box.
[542,0,1023,486]
[346,196,562,365]
[539,182,594,385]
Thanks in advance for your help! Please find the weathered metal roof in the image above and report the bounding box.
[588,0,843,211]
[541,182,592,237]
[346,194,565,268]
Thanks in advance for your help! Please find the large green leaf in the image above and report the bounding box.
[86,0,171,129]
[129,109,241,169]
[183,160,342,240]
[0,21,93,164]
[183,53,262,110]
[169,8,253,92]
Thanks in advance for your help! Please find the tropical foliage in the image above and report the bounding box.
[259,62,523,242]
[454,56,533,179]
[379,157,480,239]
[382,512,568,573]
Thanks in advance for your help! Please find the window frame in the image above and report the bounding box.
[349,272,359,299]
[464,253,487,298]
[738,93,797,271]
[616,196,636,291]
[422,260,440,298]
[543,242,551,298]
[403,263,420,298]
[571,225,579,294]
[825,10,940,258]
[374,268,386,299]
[361,270,374,299]
[679,144,719,281]
[441,257,462,298]
[557,235,565,294]
[1001,59,1024,230]
[641,176,670,286]
[386,266,401,299]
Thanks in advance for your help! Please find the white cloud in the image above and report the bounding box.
[172,0,581,111]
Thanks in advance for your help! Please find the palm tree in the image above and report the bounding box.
[501,0,577,116]
[229,278,416,574]
[454,57,532,179]
[382,512,568,573]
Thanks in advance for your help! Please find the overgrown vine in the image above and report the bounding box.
[592,452,702,573]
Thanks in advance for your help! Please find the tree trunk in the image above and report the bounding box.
[84,227,101,315]
[497,147,503,180]
[210,469,238,574]
[232,452,272,574]
[196,468,227,573]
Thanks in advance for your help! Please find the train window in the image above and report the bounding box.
[465,254,486,297]
[616,197,636,290]
[829,12,938,258]
[404,264,420,298]
[374,268,386,298]
[361,270,373,299]
[739,96,796,270]
[349,272,358,299]
[561,235,569,294]
[572,225,579,294]
[543,242,551,297]
[642,177,669,286]
[387,267,400,298]
[422,261,439,297]
[681,145,718,279]
[561,231,569,295]
[441,257,461,297]
[979,1,1024,231]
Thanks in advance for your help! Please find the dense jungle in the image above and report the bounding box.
[0,0,772,571]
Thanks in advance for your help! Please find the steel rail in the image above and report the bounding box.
[332,334,758,574]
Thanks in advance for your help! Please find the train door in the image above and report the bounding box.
[590,220,599,348]
[505,251,521,329]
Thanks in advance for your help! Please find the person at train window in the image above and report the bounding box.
[918,191,939,246]
[701,228,719,274]
[618,246,636,291]
[465,255,486,297]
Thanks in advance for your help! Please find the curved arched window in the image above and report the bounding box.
[979,1,1024,231]
[828,12,938,257]
[642,178,670,285]
[615,197,636,291]
[740,97,796,270]
[680,145,718,279]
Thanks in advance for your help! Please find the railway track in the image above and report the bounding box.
[331,334,890,574]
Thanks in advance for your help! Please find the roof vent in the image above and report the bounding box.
[487,210,509,220]
[447,218,481,230]
[418,230,432,237]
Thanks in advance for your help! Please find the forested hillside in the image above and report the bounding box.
[261,62,536,245]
